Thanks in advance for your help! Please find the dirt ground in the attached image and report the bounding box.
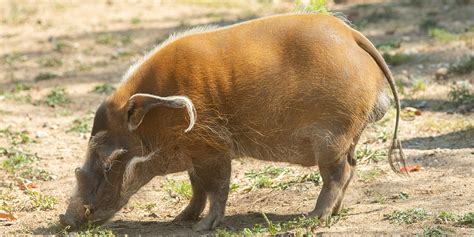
[0,0,473,236]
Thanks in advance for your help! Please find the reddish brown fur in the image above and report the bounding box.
[60,13,404,231]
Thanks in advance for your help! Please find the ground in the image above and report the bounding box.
[0,0,473,236]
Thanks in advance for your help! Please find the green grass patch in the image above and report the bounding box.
[75,222,115,236]
[457,212,474,227]
[356,145,386,163]
[294,0,329,13]
[1,148,53,181]
[364,190,386,204]
[448,82,473,106]
[435,211,457,224]
[0,83,32,103]
[38,56,63,67]
[67,117,92,134]
[96,34,115,45]
[45,87,70,107]
[52,40,73,52]
[1,149,37,173]
[383,52,414,66]
[20,167,54,181]
[412,78,427,93]
[245,165,292,189]
[35,72,58,81]
[429,28,460,42]
[131,17,141,25]
[449,56,474,75]
[245,166,321,190]
[384,208,430,224]
[25,189,57,211]
[217,208,349,235]
[376,41,400,51]
[164,179,192,200]
[0,127,35,145]
[360,167,384,182]
[421,226,450,237]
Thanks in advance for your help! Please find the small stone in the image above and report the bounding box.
[435,67,448,80]
[35,131,48,138]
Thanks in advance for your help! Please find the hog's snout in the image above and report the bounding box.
[59,213,83,229]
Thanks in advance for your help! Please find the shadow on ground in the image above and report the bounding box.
[402,128,473,150]
[32,212,301,235]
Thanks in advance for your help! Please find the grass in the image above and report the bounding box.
[67,116,92,134]
[449,56,474,75]
[294,171,322,186]
[360,167,384,182]
[1,150,37,174]
[0,148,53,181]
[429,28,460,43]
[164,179,192,200]
[384,208,430,224]
[294,0,329,13]
[245,165,291,189]
[448,82,473,106]
[457,212,474,227]
[96,34,114,45]
[45,87,70,107]
[0,192,16,213]
[421,226,449,237]
[38,56,63,67]
[0,127,35,145]
[131,17,141,25]
[216,214,323,235]
[364,190,386,204]
[52,40,73,52]
[217,208,350,235]
[435,211,457,224]
[376,41,400,51]
[229,182,240,192]
[244,166,321,190]
[20,167,54,181]
[34,72,58,81]
[412,79,427,93]
[383,52,414,66]
[75,223,115,237]
[25,189,57,211]
[0,83,32,103]
[356,145,386,164]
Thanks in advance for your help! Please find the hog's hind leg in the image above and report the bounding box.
[307,127,357,221]
[174,170,207,221]
[191,156,231,231]
[330,133,360,215]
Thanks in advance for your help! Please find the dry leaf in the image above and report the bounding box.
[400,164,423,172]
[18,181,38,190]
[0,211,17,222]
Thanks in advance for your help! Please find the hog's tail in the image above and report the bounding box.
[351,29,408,174]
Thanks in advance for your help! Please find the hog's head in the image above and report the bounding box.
[59,93,196,228]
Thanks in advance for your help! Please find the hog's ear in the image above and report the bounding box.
[126,93,196,132]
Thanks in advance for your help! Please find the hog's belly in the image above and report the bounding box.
[231,125,319,167]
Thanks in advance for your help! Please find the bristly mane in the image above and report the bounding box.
[120,11,351,84]
[121,25,219,83]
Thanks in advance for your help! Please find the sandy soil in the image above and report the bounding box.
[0,0,473,235]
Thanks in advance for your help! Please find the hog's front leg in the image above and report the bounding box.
[190,156,231,231]
[174,170,207,221]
